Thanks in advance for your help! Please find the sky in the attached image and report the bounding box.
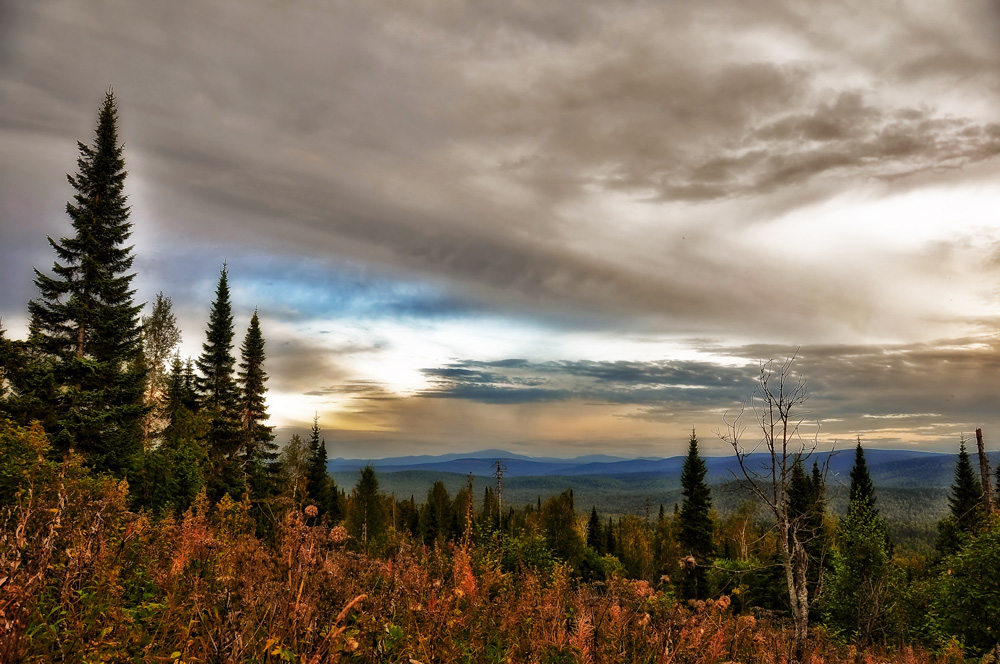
[2,1,1000,458]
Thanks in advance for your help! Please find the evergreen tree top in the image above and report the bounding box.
[680,430,709,498]
[238,308,276,474]
[678,429,714,560]
[949,438,983,531]
[309,413,323,449]
[26,89,144,473]
[196,264,237,412]
[306,414,328,478]
[849,438,877,509]
[238,309,270,418]
[788,457,824,522]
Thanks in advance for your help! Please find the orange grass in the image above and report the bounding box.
[0,423,983,663]
[1,481,977,664]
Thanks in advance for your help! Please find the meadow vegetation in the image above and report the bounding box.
[3,418,1000,663]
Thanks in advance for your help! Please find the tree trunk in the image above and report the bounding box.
[777,517,810,662]
[790,539,810,661]
[976,429,994,513]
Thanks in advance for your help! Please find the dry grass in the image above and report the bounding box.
[1,491,973,663]
[0,423,982,663]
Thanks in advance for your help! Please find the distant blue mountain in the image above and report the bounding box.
[328,447,997,488]
[328,449,640,472]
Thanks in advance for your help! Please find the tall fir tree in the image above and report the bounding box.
[164,353,187,417]
[587,506,604,553]
[161,354,202,445]
[237,310,277,497]
[678,429,714,598]
[605,516,617,556]
[196,264,242,497]
[787,459,825,546]
[419,481,452,546]
[824,440,890,645]
[346,465,386,554]
[849,438,877,510]
[948,438,984,533]
[306,415,341,520]
[26,90,145,473]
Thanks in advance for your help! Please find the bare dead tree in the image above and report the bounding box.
[718,356,824,662]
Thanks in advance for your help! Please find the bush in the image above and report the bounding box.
[930,517,1000,654]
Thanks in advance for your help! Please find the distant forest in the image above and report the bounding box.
[2,92,1000,663]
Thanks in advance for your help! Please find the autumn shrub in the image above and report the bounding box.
[0,419,137,662]
[1,428,983,664]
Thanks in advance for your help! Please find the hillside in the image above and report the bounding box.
[330,448,997,486]
[331,447,989,554]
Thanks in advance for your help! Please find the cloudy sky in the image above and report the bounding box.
[3,1,1000,458]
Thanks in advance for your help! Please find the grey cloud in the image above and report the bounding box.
[265,335,368,395]
[4,0,1000,458]
[457,2,1000,205]
[4,0,1000,344]
[304,381,401,402]
[710,340,1000,442]
[415,336,1000,449]
[420,358,753,406]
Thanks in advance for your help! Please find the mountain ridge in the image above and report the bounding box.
[329,448,998,489]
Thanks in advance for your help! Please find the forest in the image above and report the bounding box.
[2,92,1000,664]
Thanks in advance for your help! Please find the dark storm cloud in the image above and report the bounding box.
[421,359,752,405]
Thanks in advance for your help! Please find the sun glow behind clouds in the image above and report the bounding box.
[769,183,1000,254]
[744,182,1000,342]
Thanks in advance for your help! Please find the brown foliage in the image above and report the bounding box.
[0,421,981,664]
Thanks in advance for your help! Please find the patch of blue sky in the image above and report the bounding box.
[225,255,482,322]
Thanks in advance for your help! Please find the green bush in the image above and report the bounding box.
[930,518,1000,654]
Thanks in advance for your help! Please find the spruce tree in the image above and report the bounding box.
[678,429,714,598]
[587,506,603,553]
[196,264,242,497]
[825,441,890,645]
[26,90,145,473]
[420,481,452,546]
[237,310,277,496]
[788,459,824,543]
[605,517,617,556]
[346,465,386,554]
[161,354,202,445]
[197,265,238,419]
[948,438,984,533]
[164,353,187,417]
[849,438,877,510]
[306,416,341,520]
